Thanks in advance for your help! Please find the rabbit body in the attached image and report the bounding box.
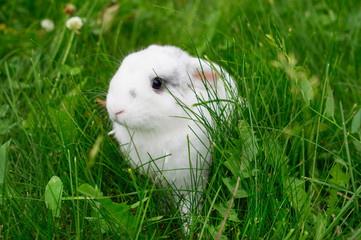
[106,45,235,223]
[112,113,210,193]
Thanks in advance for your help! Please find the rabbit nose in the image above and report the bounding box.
[110,108,125,123]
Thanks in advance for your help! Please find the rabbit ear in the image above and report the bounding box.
[193,71,219,82]
[192,58,219,81]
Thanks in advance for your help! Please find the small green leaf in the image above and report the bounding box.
[78,183,138,235]
[59,65,81,76]
[334,157,348,170]
[0,141,11,185]
[325,87,334,117]
[298,77,313,104]
[283,177,307,212]
[238,120,258,162]
[241,168,259,178]
[224,120,259,178]
[98,198,137,236]
[351,109,361,134]
[314,214,327,240]
[207,224,228,240]
[45,176,63,218]
[59,64,71,75]
[147,215,163,222]
[0,120,16,135]
[213,201,240,222]
[130,197,149,209]
[329,164,349,187]
[223,160,241,178]
[222,178,248,198]
[70,67,81,75]
[223,161,258,179]
[78,184,103,198]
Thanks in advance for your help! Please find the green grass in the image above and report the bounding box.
[1,0,361,239]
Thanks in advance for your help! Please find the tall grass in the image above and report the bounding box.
[1,0,360,239]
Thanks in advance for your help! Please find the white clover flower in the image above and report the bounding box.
[41,19,54,32]
[66,16,83,30]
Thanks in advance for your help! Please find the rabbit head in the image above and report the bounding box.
[106,45,230,131]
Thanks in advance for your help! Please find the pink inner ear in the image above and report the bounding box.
[194,71,219,81]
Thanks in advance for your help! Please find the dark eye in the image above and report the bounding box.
[152,77,163,90]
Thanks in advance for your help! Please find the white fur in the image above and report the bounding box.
[106,45,236,230]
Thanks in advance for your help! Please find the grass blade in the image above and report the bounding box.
[0,141,10,185]
[339,102,359,212]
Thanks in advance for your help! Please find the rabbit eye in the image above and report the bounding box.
[152,77,163,90]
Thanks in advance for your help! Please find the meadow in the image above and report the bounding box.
[1,0,361,239]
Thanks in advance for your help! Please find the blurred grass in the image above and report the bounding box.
[1,0,361,239]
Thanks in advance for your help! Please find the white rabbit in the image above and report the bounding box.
[106,45,236,231]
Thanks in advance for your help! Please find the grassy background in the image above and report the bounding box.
[1,0,361,239]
